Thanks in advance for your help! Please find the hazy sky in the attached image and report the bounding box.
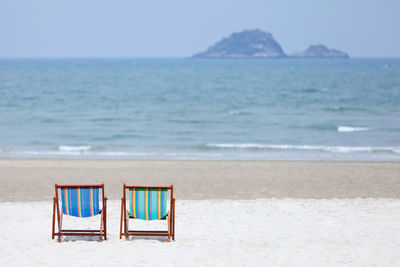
[1,0,399,58]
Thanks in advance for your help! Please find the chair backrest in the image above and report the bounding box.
[56,184,104,218]
[124,185,173,221]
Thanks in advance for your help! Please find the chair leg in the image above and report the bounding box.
[104,198,107,240]
[167,211,171,242]
[55,197,61,242]
[99,212,104,242]
[58,212,63,243]
[120,198,123,239]
[52,198,56,239]
[125,210,129,240]
[172,199,175,241]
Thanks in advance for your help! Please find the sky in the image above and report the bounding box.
[1,0,399,58]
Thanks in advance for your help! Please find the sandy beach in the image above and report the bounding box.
[1,159,400,201]
[1,199,400,266]
[1,159,400,266]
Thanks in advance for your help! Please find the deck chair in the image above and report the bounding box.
[120,184,175,241]
[52,184,107,242]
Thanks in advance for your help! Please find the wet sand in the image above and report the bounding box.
[1,159,399,201]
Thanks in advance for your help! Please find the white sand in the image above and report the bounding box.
[1,199,400,266]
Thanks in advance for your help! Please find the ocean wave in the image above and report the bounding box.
[300,88,320,93]
[206,143,400,154]
[97,152,149,156]
[2,150,222,158]
[92,133,148,141]
[15,150,149,157]
[90,117,132,122]
[40,118,64,124]
[303,124,336,131]
[337,126,369,132]
[228,110,253,116]
[323,106,365,113]
[58,145,92,152]
[1,146,400,160]
[290,124,368,132]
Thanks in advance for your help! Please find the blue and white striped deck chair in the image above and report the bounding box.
[52,184,107,242]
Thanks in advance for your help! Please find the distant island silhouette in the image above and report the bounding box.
[192,29,349,59]
[291,45,349,58]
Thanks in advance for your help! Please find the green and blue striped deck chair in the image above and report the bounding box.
[120,184,176,241]
[128,187,168,220]
[52,184,107,242]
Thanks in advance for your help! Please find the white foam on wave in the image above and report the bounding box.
[12,150,223,159]
[228,110,252,116]
[206,143,400,154]
[12,150,152,157]
[338,126,369,132]
[208,143,265,149]
[58,145,92,152]
[97,151,149,156]
[22,150,83,156]
[1,144,400,160]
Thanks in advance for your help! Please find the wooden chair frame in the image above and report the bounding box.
[120,183,175,242]
[52,184,107,242]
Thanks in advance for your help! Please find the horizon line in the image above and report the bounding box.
[1,56,400,60]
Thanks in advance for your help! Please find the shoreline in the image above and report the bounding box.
[2,156,400,162]
[1,158,399,202]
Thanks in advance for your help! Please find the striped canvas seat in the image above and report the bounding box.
[120,184,175,241]
[128,187,167,220]
[61,187,101,217]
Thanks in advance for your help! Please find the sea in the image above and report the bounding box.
[0,58,399,161]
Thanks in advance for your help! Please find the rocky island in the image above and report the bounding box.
[192,29,349,59]
[291,45,349,58]
[192,29,286,58]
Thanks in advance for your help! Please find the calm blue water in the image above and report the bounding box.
[0,58,399,160]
